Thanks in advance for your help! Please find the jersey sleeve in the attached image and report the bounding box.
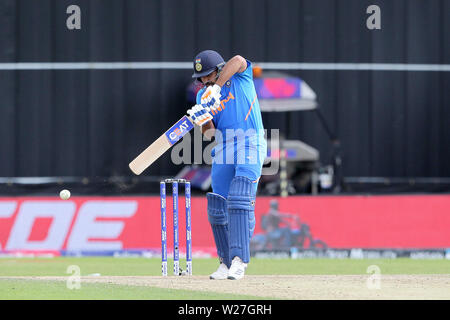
[196,87,205,104]
[234,59,253,81]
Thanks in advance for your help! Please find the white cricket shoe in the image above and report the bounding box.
[209,262,229,280]
[227,256,247,280]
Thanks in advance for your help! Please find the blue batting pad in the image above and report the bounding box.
[207,192,230,267]
[227,176,257,263]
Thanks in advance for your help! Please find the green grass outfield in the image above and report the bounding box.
[0,257,449,299]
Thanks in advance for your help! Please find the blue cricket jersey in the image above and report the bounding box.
[196,60,265,138]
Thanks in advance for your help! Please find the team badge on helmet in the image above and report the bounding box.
[192,50,225,80]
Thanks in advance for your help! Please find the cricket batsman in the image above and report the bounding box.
[187,50,267,280]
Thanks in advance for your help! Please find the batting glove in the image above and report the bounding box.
[187,104,213,126]
[201,84,222,111]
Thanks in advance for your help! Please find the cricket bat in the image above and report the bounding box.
[129,115,195,175]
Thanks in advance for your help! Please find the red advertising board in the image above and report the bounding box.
[253,195,450,249]
[0,195,449,255]
[0,197,212,255]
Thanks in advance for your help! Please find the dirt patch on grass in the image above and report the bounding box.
[3,274,450,300]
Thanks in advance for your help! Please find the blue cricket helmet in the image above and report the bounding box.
[192,50,225,80]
